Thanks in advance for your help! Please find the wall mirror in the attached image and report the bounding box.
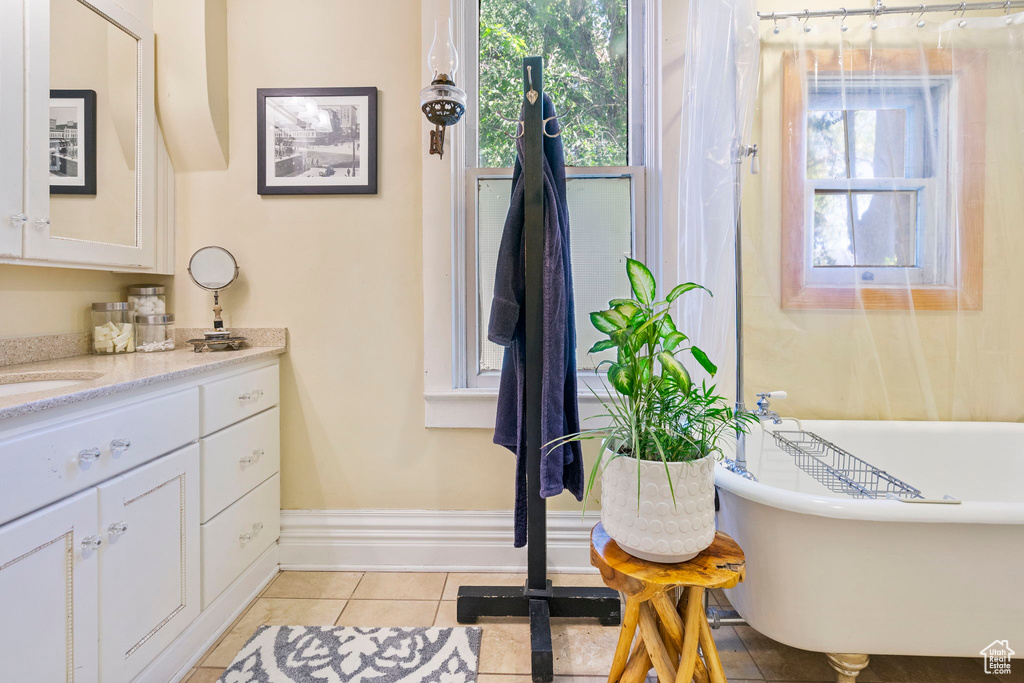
[23,0,156,268]
[48,0,138,247]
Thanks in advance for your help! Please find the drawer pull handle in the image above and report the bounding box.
[110,438,132,453]
[107,521,128,538]
[238,389,264,405]
[239,448,265,468]
[252,522,264,536]
[81,535,102,552]
[76,448,102,467]
[239,531,253,545]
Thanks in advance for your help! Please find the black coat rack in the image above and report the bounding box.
[455,57,621,683]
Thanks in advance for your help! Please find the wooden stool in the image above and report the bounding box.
[591,522,746,683]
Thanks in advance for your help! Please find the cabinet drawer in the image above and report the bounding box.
[0,388,199,526]
[200,364,280,435]
[200,406,280,523]
[200,473,279,608]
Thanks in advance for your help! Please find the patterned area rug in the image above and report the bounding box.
[218,626,481,683]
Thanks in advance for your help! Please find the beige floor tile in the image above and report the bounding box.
[434,600,459,626]
[734,625,881,682]
[704,625,762,680]
[335,599,439,627]
[867,654,994,683]
[479,623,534,674]
[201,598,346,668]
[552,622,621,676]
[550,573,608,588]
[351,572,448,600]
[442,573,528,601]
[262,571,364,599]
[185,668,224,683]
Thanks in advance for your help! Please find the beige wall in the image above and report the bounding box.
[0,265,162,337]
[745,0,1024,422]
[171,0,537,512]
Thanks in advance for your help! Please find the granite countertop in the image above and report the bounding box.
[0,342,285,422]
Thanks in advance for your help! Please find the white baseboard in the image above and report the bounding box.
[279,509,601,573]
[140,543,280,683]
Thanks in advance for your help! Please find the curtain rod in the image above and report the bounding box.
[758,0,1023,20]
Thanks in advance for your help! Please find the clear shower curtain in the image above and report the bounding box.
[746,8,1024,421]
[676,0,759,404]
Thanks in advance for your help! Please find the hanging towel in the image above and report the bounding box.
[489,94,583,548]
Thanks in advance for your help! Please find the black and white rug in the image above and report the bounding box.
[218,626,482,683]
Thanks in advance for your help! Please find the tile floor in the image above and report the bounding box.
[183,571,1016,683]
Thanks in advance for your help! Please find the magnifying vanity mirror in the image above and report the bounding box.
[187,246,241,350]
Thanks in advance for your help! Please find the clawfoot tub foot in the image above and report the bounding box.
[826,653,870,682]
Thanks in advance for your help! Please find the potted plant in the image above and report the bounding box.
[550,259,756,563]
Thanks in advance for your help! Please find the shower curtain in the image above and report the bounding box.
[676,0,759,405]
[680,1,1024,422]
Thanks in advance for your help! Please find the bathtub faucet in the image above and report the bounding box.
[754,391,787,425]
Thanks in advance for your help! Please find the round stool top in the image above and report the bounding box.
[590,522,745,598]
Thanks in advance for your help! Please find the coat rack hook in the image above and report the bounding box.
[526,65,539,105]
[542,114,566,138]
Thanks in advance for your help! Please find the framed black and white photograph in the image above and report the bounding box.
[257,87,378,195]
[49,89,97,195]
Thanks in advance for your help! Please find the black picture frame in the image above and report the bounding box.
[49,89,97,195]
[257,87,378,195]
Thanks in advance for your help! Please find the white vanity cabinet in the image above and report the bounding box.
[0,489,100,683]
[98,445,200,682]
[0,356,282,682]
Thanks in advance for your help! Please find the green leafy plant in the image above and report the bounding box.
[547,258,757,507]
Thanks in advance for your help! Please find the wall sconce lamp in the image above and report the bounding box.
[420,19,466,160]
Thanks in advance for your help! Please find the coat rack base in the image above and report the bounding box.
[457,582,622,682]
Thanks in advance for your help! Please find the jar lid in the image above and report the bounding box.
[127,284,166,295]
[92,302,128,311]
[135,314,175,324]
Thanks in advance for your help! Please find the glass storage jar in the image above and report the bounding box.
[92,302,134,354]
[126,284,167,320]
[135,314,176,353]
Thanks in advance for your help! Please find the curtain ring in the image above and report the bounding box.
[870,6,880,29]
[840,7,849,31]
[803,8,812,32]
[917,4,927,27]
[772,11,781,34]
[1005,0,1014,24]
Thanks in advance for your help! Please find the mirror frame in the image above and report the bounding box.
[187,246,239,292]
[22,0,156,268]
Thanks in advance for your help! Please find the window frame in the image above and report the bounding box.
[457,0,651,389]
[781,48,986,311]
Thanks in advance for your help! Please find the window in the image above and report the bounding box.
[461,0,648,387]
[781,50,985,310]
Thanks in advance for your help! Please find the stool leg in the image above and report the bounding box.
[652,591,685,651]
[697,608,727,683]
[608,598,641,683]
[638,601,678,683]
[621,637,653,683]
[674,587,704,683]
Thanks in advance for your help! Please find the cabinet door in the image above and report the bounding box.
[0,489,99,683]
[0,0,24,257]
[97,444,199,683]
[23,0,157,269]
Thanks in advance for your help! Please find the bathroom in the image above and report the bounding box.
[0,0,1019,682]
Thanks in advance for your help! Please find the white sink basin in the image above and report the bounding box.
[0,373,101,398]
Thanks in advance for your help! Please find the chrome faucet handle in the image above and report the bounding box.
[755,390,787,400]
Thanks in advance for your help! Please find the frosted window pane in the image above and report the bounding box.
[477,176,633,374]
[807,109,907,179]
[813,190,918,267]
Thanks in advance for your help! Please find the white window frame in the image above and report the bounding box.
[421,0,662,428]
[802,75,954,289]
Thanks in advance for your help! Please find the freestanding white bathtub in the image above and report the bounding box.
[715,419,1024,679]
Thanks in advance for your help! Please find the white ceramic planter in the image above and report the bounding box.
[600,452,716,563]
